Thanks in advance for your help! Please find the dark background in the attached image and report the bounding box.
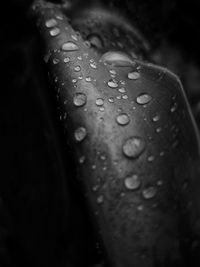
[0,0,200,266]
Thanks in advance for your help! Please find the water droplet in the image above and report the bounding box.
[123,137,145,158]
[61,41,79,51]
[90,62,97,69]
[156,127,162,133]
[50,27,60,36]
[74,65,81,72]
[99,107,105,112]
[124,174,141,190]
[73,93,87,107]
[107,79,118,88]
[101,51,135,67]
[108,97,114,103]
[142,186,157,199]
[53,58,60,64]
[45,19,57,28]
[64,57,70,63]
[88,34,103,49]
[122,95,128,99]
[79,156,85,164]
[136,93,152,105]
[152,114,160,122]
[97,195,104,204]
[96,98,104,106]
[147,155,154,162]
[74,127,87,142]
[128,71,140,80]
[86,76,92,82]
[109,69,117,76]
[137,205,144,211]
[118,87,126,93]
[71,34,78,41]
[170,102,178,113]
[116,113,130,125]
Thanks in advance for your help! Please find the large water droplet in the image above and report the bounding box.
[73,93,87,107]
[116,113,130,126]
[124,174,141,190]
[142,186,157,199]
[96,98,104,106]
[123,137,145,158]
[107,79,118,88]
[45,19,57,28]
[61,41,79,51]
[128,71,140,80]
[101,51,134,67]
[50,27,60,36]
[74,127,87,142]
[136,93,152,105]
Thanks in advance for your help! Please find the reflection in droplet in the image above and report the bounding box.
[116,113,130,125]
[74,127,87,142]
[136,93,152,105]
[124,174,141,190]
[45,19,57,28]
[123,137,145,158]
[50,27,60,36]
[128,71,140,80]
[101,51,134,67]
[142,186,157,199]
[61,41,79,51]
[96,98,104,106]
[73,93,87,107]
[107,79,118,88]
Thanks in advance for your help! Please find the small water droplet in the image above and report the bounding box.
[118,88,126,93]
[109,69,117,76]
[157,180,163,186]
[97,195,104,204]
[170,102,178,113]
[116,113,130,125]
[108,97,114,103]
[71,34,78,41]
[99,107,105,112]
[86,76,92,82]
[160,151,165,157]
[90,62,97,69]
[137,205,144,211]
[74,127,87,142]
[123,137,145,158]
[87,34,103,49]
[45,18,57,28]
[147,155,154,162]
[124,174,141,190]
[122,94,128,99]
[128,71,140,80]
[96,98,104,106]
[142,186,157,199]
[107,79,118,88]
[74,65,81,72]
[79,156,85,164]
[50,27,60,36]
[101,51,135,67]
[53,58,60,64]
[73,93,87,107]
[152,114,160,122]
[62,41,79,51]
[156,127,162,133]
[64,57,70,63]
[136,93,152,105]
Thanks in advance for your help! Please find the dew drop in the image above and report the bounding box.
[86,76,92,82]
[73,93,87,107]
[136,93,152,105]
[118,87,126,93]
[74,127,87,142]
[124,174,141,190]
[142,186,157,199]
[123,137,145,158]
[90,62,97,69]
[50,27,60,36]
[152,114,160,122]
[61,41,79,51]
[156,127,162,133]
[96,98,104,106]
[74,65,81,72]
[128,71,140,80]
[101,51,135,67]
[116,113,130,125]
[64,57,70,63]
[147,155,154,162]
[107,79,118,88]
[109,69,117,76]
[122,95,128,99]
[45,18,57,28]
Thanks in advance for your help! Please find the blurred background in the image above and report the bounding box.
[0,0,200,266]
